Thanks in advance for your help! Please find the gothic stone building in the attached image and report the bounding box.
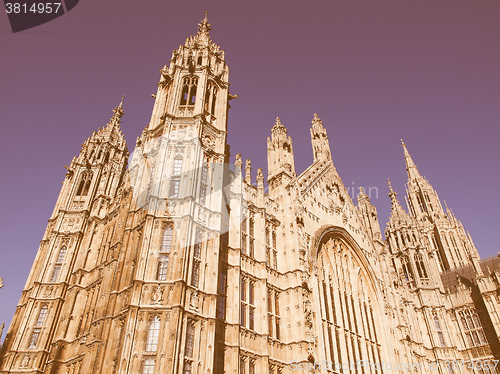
[1,16,500,374]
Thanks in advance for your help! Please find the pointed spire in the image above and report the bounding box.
[108,96,124,129]
[387,178,411,225]
[401,139,421,181]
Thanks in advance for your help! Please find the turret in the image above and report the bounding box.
[146,13,232,142]
[54,99,128,218]
[310,113,331,162]
[267,117,296,189]
[357,187,382,241]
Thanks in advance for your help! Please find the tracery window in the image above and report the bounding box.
[56,246,67,263]
[217,271,227,319]
[204,81,218,115]
[169,156,183,198]
[241,218,247,255]
[266,224,278,270]
[142,358,155,374]
[241,211,256,258]
[459,309,487,347]
[173,156,183,175]
[28,328,41,349]
[414,253,428,279]
[433,314,446,347]
[249,218,255,257]
[400,255,414,283]
[157,225,172,281]
[76,172,93,196]
[28,305,48,349]
[183,320,195,374]
[417,192,426,213]
[185,321,195,357]
[145,316,160,352]
[199,163,208,205]
[317,236,383,373]
[268,288,280,339]
[36,305,48,327]
[241,277,255,330]
[50,246,67,283]
[180,76,198,109]
[191,230,202,288]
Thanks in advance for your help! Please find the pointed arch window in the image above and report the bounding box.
[400,256,414,282]
[433,314,446,347]
[199,163,208,205]
[204,81,218,115]
[459,309,487,347]
[50,246,67,283]
[76,172,93,196]
[183,320,195,373]
[169,156,183,198]
[145,316,160,352]
[157,225,173,281]
[267,288,280,339]
[36,305,48,327]
[414,253,428,279]
[28,304,48,349]
[417,192,426,213]
[317,236,383,371]
[241,218,247,255]
[56,246,67,263]
[191,230,202,288]
[179,76,198,109]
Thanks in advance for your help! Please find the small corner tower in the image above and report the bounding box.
[310,113,332,162]
[267,117,296,190]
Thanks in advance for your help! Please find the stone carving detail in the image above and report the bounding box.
[151,285,164,304]
[189,291,200,312]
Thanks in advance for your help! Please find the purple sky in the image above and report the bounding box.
[1,0,499,338]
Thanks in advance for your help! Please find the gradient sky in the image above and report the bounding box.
[1,0,499,339]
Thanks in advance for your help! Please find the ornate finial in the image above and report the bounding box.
[314,113,319,120]
[235,153,242,168]
[198,12,211,35]
[245,159,252,184]
[387,178,394,193]
[357,186,368,200]
[110,97,124,128]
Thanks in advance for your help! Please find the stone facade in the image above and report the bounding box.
[1,16,499,374]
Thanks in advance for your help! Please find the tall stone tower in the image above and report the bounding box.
[0,15,234,374]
